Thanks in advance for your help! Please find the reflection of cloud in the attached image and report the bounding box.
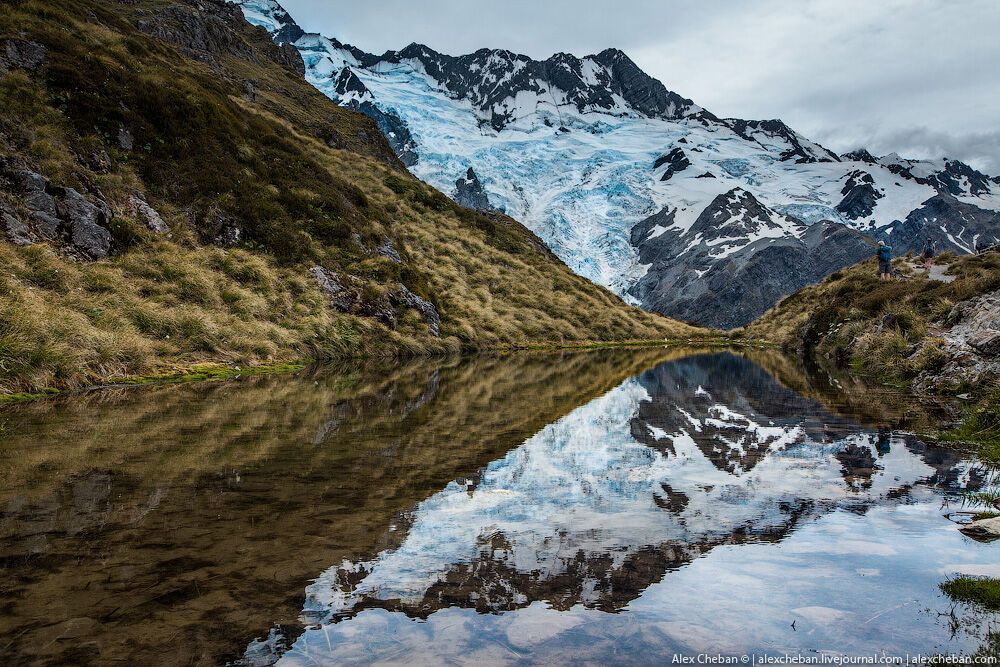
[939,564,1000,577]
[792,606,851,624]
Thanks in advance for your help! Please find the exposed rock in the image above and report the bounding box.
[653,148,690,182]
[129,194,168,233]
[836,170,883,220]
[310,267,441,336]
[55,187,111,260]
[914,288,1000,392]
[959,516,1000,542]
[841,149,878,164]
[117,127,134,152]
[723,118,839,163]
[310,266,357,312]
[969,330,1000,357]
[1,203,35,246]
[243,79,257,101]
[394,284,441,337]
[453,167,492,211]
[376,238,401,263]
[1,39,47,74]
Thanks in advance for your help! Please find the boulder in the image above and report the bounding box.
[129,194,168,233]
[55,187,111,260]
[960,517,1000,543]
[1,203,35,246]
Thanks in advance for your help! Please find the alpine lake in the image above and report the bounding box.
[1,347,997,665]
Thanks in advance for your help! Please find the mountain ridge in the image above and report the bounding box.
[237,0,1000,327]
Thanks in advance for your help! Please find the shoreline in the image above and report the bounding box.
[0,336,770,404]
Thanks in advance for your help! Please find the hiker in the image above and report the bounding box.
[877,240,892,281]
[922,238,936,270]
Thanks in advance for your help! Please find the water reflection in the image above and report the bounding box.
[0,350,994,666]
[253,353,990,665]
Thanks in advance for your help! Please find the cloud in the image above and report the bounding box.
[281,0,1000,174]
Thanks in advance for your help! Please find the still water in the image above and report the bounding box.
[0,349,996,665]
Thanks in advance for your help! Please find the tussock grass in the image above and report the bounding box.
[745,252,1000,386]
[0,0,703,394]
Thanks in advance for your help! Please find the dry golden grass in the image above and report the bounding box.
[0,0,703,394]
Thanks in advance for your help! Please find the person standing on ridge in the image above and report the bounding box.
[877,240,892,281]
[922,238,936,270]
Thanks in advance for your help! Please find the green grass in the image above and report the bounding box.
[941,576,1000,610]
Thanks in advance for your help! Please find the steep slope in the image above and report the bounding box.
[0,0,696,394]
[236,0,1000,327]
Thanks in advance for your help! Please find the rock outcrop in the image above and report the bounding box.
[311,267,441,337]
[0,163,113,260]
[915,289,1000,393]
[453,168,492,211]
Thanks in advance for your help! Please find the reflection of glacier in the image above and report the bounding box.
[246,354,971,664]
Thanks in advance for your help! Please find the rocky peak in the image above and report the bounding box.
[689,188,787,240]
[723,118,839,163]
[928,159,994,197]
[842,149,878,163]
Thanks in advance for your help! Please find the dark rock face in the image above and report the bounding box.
[0,163,112,260]
[310,267,441,337]
[135,0,303,75]
[841,149,878,163]
[653,148,690,182]
[884,194,1000,255]
[1,202,35,246]
[837,170,883,220]
[628,189,873,328]
[722,118,839,163]
[0,39,47,74]
[453,167,492,211]
[926,160,994,197]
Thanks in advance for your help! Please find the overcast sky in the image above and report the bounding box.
[283,0,1000,172]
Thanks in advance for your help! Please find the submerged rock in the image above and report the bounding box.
[959,517,1000,542]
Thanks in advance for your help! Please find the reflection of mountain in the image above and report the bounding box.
[0,348,681,667]
[264,353,972,665]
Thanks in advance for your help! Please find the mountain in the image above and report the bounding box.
[0,0,695,394]
[236,0,1000,327]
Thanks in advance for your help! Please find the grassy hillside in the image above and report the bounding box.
[0,0,699,394]
[745,251,1000,455]
[745,252,999,383]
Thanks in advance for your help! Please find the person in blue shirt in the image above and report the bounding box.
[877,241,892,281]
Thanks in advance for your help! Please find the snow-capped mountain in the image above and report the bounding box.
[234,0,1000,327]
